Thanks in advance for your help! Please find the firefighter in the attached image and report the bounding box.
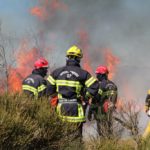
[88,65,118,138]
[142,91,150,138]
[47,45,99,141]
[22,57,49,98]
[145,90,150,117]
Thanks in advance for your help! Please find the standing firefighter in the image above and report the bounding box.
[142,91,150,138]
[47,45,99,141]
[145,90,150,117]
[22,57,49,98]
[88,65,118,138]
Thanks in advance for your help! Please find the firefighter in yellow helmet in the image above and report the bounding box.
[47,45,99,141]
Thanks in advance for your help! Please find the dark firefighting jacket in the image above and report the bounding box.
[96,79,118,105]
[90,78,118,114]
[145,90,150,108]
[22,69,47,98]
[47,60,99,122]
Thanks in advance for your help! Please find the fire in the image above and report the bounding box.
[30,0,68,21]
[8,40,41,93]
[104,49,120,79]
[116,98,143,113]
[77,28,93,74]
[30,6,47,20]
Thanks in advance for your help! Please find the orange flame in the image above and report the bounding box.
[104,49,120,79]
[30,0,68,21]
[30,6,47,20]
[8,40,41,93]
[77,28,93,74]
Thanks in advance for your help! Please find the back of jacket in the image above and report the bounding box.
[94,79,118,105]
[47,61,99,100]
[22,71,47,98]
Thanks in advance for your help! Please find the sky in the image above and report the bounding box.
[1,0,150,130]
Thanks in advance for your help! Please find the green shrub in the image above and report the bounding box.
[84,137,136,150]
[0,94,79,150]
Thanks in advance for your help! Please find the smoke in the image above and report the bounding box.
[1,0,150,127]
[30,0,150,101]
[29,0,150,128]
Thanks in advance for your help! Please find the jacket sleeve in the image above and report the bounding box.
[84,72,99,98]
[22,76,47,98]
[105,82,118,104]
[46,71,57,96]
[38,79,48,97]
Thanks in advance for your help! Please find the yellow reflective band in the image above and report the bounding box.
[56,103,85,123]
[85,77,97,87]
[78,104,84,117]
[56,80,82,96]
[22,85,38,96]
[56,80,81,86]
[47,75,56,85]
[148,90,150,95]
[38,84,46,92]
[103,90,117,96]
[98,89,103,95]
[58,93,63,99]
[60,117,86,123]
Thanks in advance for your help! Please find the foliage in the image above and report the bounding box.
[0,93,78,150]
[0,94,150,150]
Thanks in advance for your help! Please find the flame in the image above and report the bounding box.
[77,28,93,74]
[116,98,144,113]
[8,40,41,93]
[104,49,120,79]
[30,6,47,20]
[30,0,68,21]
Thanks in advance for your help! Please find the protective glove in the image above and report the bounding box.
[103,100,115,113]
[50,96,58,107]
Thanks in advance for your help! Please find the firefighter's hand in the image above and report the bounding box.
[88,98,92,105]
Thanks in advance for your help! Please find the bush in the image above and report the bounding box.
[0,94,78,150]
[84,138,135,150]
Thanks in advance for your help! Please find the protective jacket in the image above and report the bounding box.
[47,60,99,122]
[22,69,47,98]
[88,78,117,120]
[145,90,150,111]
[95,79,117,107]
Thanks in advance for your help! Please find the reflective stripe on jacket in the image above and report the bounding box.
[22,73,47,98]
[56,101,86,123]
[47,63,99,99]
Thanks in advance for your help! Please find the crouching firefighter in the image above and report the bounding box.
[22,57,49,99]
[47,45,99,141]
[88,65,118,138]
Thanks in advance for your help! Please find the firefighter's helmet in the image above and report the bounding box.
[66,45,83,58]
[34,57,49,69]
[95,65,109,74]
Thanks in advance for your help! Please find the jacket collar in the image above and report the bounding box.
[66,59,80,67]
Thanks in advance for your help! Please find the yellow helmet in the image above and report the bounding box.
[66,45,83,58]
